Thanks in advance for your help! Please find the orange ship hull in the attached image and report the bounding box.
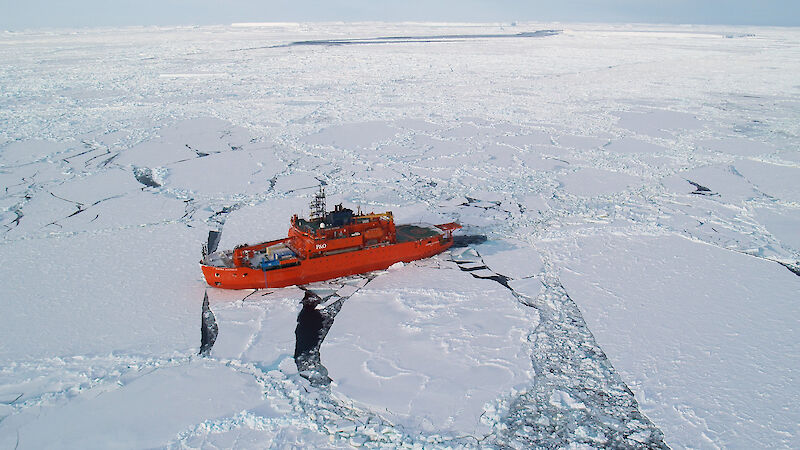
[201,231,453,289]
[201,189,460,290]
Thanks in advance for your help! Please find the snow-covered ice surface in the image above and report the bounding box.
[322,261,538,436]
[545,235,800,448]
[1,22,799,448]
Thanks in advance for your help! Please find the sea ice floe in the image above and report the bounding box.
[752,206,800,251]
[165,150,279,196]
[733,159,800,203]
[301,121,400,149]
[660,164,759,201]
[558,167,644,197]
[0,140,74,166]
[554,134,609,150]
[210,294,300,365]
[614,109,705,138]
[0,359,265,449]
[604,137,668,155]
[1,223,205,361]
[155,118,253,155]
[322,261,539,435]
[496,130,554,148]
[550,233,800,448]
[116,140,197,167]
[696,137,777,157]
[477,239,544,280]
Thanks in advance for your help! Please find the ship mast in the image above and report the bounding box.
[310,186,326,222]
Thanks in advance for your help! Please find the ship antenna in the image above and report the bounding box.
[310,185,326,221]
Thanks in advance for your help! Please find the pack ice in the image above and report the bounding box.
[1,22,798,448]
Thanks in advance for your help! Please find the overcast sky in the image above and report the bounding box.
[2,0,798,30]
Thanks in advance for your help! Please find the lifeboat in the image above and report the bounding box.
[200,188,461,289]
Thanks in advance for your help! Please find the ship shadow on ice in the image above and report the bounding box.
[451,234,488,248]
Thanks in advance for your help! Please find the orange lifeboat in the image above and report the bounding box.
[200,188,461,289]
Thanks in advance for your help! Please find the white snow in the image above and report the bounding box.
[660,164,759,201]
[559,167,644,196]
[614,109,705,138]
[322,261,539,435]
[1,223,204,360]
[0,140,73,165]
[478,239,544,279]
[604,137,668,155]
[0,360,266,449]
[302,122,400,149]
[555,134,608,150]
[734,159,800,202]
[696,137,777,157]
[164,149,280,196]
[549,234,800,448]
[550,389,586,410]
[753,206,800,251]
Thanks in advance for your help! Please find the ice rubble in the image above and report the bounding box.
[1,22,799,448]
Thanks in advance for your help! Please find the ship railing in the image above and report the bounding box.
[355,211,393,222]
[435,222,462,240]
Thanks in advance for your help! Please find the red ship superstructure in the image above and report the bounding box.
[201,188,461,289]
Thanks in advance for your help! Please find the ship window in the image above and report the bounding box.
[215,273,220,277]
[215,282,221,286]
[243,273,248,277]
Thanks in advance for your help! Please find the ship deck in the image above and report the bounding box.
[396,224,442,243]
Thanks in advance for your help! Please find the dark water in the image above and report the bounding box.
[294,290,345,386]
[282,30,562,47]
[197,281,350,384]
[206,230,222,254]
[199,292,218,356]
[687,180,717,196]
[233,30,562,52]
[294,292,325,361]
[452,261,512,289]
[779,262,800,277]
[132,167,160,188]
